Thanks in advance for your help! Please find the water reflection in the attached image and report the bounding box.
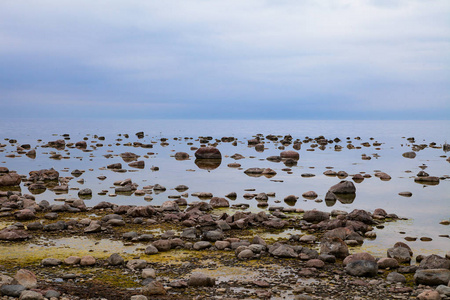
[195,159,222,171]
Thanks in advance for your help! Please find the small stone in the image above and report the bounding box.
[41,258,62,266]
[142,281,166,296]
[130,296,148,300]
[417,290,442,300]
[107,253,124,266]
[127,259,148,270]
[386,272,406,283]
[19,290,44,300]
[188,272,215,287]
[64,256,81,265]
[80,255,96,266]
[142,268,156,279]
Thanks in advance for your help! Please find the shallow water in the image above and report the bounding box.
[0,119,449,257]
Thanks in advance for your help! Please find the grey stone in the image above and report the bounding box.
[238,249,255,260]
[107,253,124,266]
[142,281,166,296]
[419,254,450,270]
[320,237,349,258]
[144,245,159,255]
[127,259,148,270]
[345,260,378,277]
[19,290,44,300]
[1,285,26,297]
[328,180,356,194]
[387,247,412,263]
[436,285,450,296]
[386,272,406,283]
[193,241,212,250]
[41,258,62,266]
[415,269,450,286]
[203,230,224,242]
[44,290,61,298]
[188,272,215,287]
[269,243,298,258]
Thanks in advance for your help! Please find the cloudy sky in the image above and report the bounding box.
[0,0,449,119]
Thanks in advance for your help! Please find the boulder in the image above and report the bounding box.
[417,290,441,300]
[345,260,378,277]
[419,255,450,270]
[328,180,356,194]
[238,249,255,260]
[107,253,125,266]
[377,257,399,269]
[347,209,374,224]
[160,201,179,212]
[343,253,376,266]
[0,173,21,186]
[210,197,229,208]
[80,255,96,266]
[153,240,172,251]
[386,272,406,283]
[320,237,349,258]
[64,256,81,265]
[303,210,330,223]
[188,273,215,287]
[41,258,62,266]
[1,285,26,297]
[144,245,159,255]
[14,269,37,289]
[0,229,31,241]
[268,243,298,258]
[415,269,450,286]
[194,147,221,159]
[127,259,148,270]
[387,247,412,263]
[28,169,59,181]
[15,209,36,221]
[142,281,166,296]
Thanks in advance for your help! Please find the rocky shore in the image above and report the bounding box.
[0,133,449,299]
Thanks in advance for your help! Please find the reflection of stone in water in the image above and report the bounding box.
[79,194,93,200]
[335,193,356,204]
[325,198,336,207]
[284,199,297,206]
[1,186,22,193]
[195,159,221,171]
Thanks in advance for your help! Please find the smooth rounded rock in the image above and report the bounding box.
[345,260,378,277]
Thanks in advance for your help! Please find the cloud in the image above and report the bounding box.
[0,0,449,119]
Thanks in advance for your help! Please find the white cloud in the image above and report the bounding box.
[0,0,448,117]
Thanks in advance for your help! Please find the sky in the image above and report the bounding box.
[0,0,449,120]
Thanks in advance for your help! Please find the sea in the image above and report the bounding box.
[0,118,449,258]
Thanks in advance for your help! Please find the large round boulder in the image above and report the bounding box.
[194,147,222,159]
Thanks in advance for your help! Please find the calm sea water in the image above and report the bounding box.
[1,119,449,257]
